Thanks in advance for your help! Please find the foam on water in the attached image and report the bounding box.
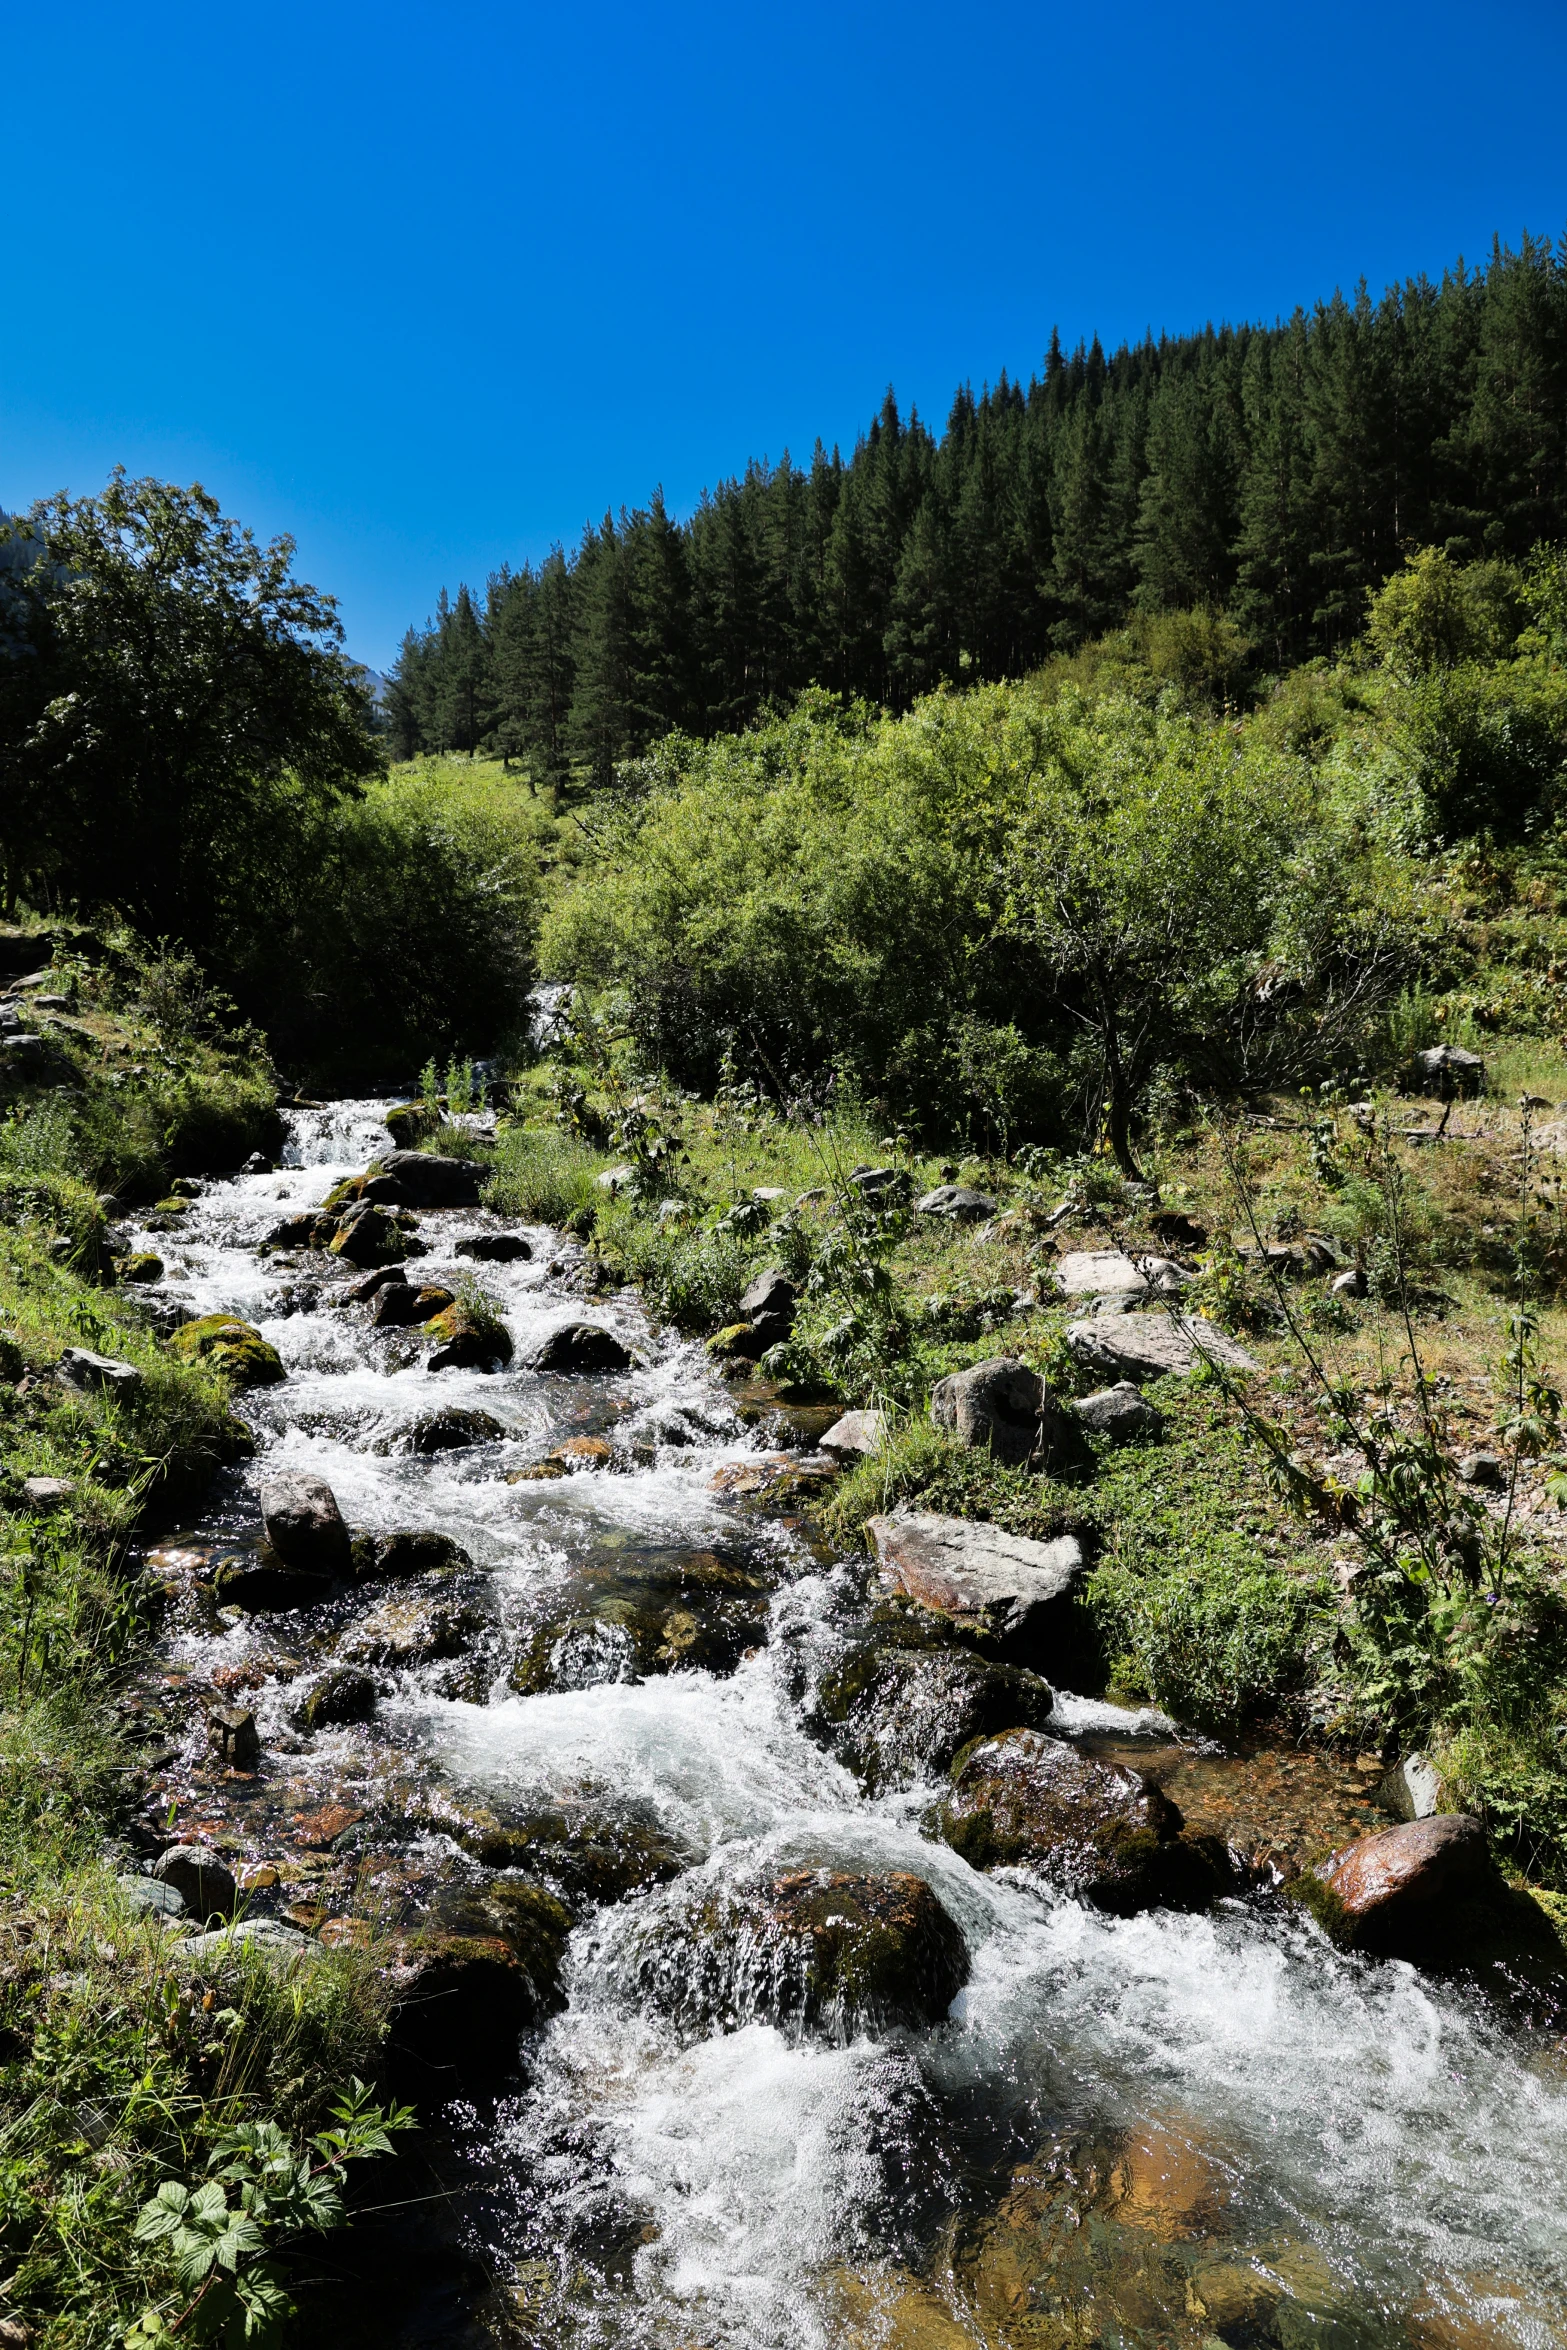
[139,1101,1567,2349]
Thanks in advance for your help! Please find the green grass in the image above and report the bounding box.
[485,1124,607,1229]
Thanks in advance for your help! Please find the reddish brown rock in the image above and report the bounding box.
[1316,1814,1508,1963]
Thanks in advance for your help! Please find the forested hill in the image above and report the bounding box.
[388,232,1567,781]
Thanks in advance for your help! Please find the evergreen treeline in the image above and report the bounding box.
[387,233,1567,777]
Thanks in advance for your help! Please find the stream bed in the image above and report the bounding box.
[118,1102,1567,2350]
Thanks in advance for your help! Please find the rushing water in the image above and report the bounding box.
[127,1102,1567,2350]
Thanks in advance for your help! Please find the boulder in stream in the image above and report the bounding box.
[455,1232,532,1263]
[371,1281,455,1328]
[361,1150,484,1209]
[352,1528,473,1580]
[527,1322,633,1374]
[260,1472,351,1576]
[384,1919,565,2091]
[292,1665,377,1730]
[460,1799,688,1909]
[402,1406,505,1454]
[509,1550,771,1694]
[625,1866,969,2038]
[1309,1813,1560,1972]
[810,1628,1055,1792]
[426,1304,514,1371]
[329,1203,407,1268]
[343,1591,487,1670]
[169,1314,285,1388]
[933,1728,1230,1913]
[867,1511,1086,1669]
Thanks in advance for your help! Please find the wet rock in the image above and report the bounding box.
[509,1551,770,1693]
[915,1184,997,1220]
[169,1314,286,1389]
[206,1704,260,1769]
[1065,1311,1259,1382]
[384,1925,563,2090]
[930,1357,1078,1471]
[260,1472,351,1576]
[461,1802,687,1909]
[739,1266,795,1322]
[403,1406,505,1453]
[455,1232,532,1263]
[361,1150,483,1209]
[426,1304,514,1370]
[511,1434,616,1481]
[152,1843,238,1922]
[371,1281,455,1328]
[263,1211,326,1252]
[335,1263,407,1305]
[357,1529,473,1582]
[57,1346,143,1395]
[20,1475,75,1510]
[710,1453,836,1506]
[528,1322,633,1374]
[933,1729,1229,1913]
[867,1512,1086,1669]
[626,1867,968,2038]
[1075,1381,1163,1440]
[329,1203,407,1268]
[116,1873,186,1920]
[1313,1813,1522,1964]
[211,1556,334,1612]
[820,1409,889,1459]
[1054,1249,1148,1298]
[121,1253,163,1283]
[343,1592,486,1669]
[812,1629,1055,1792]
[292,1665,377,1730]
[1407,1043,1485,1098]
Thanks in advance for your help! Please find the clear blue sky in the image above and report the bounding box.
[4,1,1565,671]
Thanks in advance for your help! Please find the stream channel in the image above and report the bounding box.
[121,1100,1567,2350]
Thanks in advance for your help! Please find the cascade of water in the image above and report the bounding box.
[128,1103,1567,2350]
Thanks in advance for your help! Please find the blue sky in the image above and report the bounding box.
[4,1,1565,670]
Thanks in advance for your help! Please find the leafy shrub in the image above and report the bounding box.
[1088,1554,1316,1730]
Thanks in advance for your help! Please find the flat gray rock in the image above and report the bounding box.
[867,1510,1086,1666]
[916,1184,997,1221]
[1054,1250,1147,1297]
[58,1346,143,1393]
[117,1874,186,1918]
[174,1917,320,1964]
[820,1408,888,1459]
[1066,1312,1259,1382]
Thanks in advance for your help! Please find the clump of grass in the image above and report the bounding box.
[600,1213,758,1333]
[486,1125,606,1229]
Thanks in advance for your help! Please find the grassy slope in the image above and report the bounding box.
[0,936,386,2349]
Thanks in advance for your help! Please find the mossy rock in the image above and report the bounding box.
[321,1175,366,1211]
[383,1102,438,1147]
[932,1727,1230,1914]
[153,1196,192,1216]
[292,1665,376,1731]
[707,1322,761,1361]
[121,1252,163,1283]
[460,1802,687,1910]
[811,1632,1054,1793]
[624,1867,969,2037]
[426,1303,514,1369]
[169,1313,285,1388]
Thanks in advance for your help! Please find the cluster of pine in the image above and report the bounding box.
[389,234,1567,782]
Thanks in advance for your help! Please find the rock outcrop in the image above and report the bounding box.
[1066,1312,1259,1382]
[867,1511,1086,1669]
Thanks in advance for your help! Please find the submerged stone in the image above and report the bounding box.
[292,1664,377,1730]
